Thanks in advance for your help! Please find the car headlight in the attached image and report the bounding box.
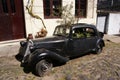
[20,41,27,47]
[28,40,35,51]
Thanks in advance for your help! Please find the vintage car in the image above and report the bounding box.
[18,23,105,76]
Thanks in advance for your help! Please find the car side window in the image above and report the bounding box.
[85,28,96,38]
[72,28,86,38]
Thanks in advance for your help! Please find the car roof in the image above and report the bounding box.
[56,23,96,29]
[72,23,96,29]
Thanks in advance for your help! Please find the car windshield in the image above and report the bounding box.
[53,25,70,37]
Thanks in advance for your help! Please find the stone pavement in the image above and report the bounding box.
[0,35,120,57]
[104,35,120,43]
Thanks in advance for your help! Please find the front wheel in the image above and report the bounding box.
[35,60,53,77]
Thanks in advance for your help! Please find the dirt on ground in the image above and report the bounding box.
[0,41,120,80]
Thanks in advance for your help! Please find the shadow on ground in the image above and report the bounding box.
[15,51,93,77]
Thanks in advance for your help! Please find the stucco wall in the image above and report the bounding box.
[108,13,120,35]
[23,0,97,38]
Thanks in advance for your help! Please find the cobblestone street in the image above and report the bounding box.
[0,41,120,80]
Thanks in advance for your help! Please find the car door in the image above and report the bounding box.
[0,0,25,41]
[84,27,98,51]
[67,27,88,57]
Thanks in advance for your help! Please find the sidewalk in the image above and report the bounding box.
[0,39,26,57]
[0,42,20,57]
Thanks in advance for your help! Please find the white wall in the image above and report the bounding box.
[107,13,120,35]
[23,0,97,38]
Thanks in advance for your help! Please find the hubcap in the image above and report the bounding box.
[41,62,50,72]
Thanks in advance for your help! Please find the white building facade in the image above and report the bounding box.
[23,0,97,38]
[0,0,97,42]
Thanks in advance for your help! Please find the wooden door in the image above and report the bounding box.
[0,0,25,41]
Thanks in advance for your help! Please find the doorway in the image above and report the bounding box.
[0,0,26,41]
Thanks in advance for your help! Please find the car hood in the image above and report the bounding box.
[32,36,67,44]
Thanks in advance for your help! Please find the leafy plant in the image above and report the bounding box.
[26,0,47,38]
[57,2,79,26]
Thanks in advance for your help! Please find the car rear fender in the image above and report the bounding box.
[96,39,105,47]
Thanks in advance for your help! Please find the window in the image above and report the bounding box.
[54,25,70,37]
[75,0,87,18]
[10,0,16,13]
[72,28,86,38]
[43,0,62,18]
[2,0,8,13]
[72,27,96,38]
[1,0,16,13]
[85,28,96,38]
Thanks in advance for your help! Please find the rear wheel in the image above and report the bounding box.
[35,60,53,77]
[95,43,103,54]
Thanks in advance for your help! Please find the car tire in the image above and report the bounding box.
[95,43,103,54]
[35,59,53,77]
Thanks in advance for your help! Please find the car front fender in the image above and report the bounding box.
[28,49,69,67]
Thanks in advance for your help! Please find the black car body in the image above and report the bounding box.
[18,23,105,76]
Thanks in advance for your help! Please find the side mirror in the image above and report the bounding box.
[99,32,104,38]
